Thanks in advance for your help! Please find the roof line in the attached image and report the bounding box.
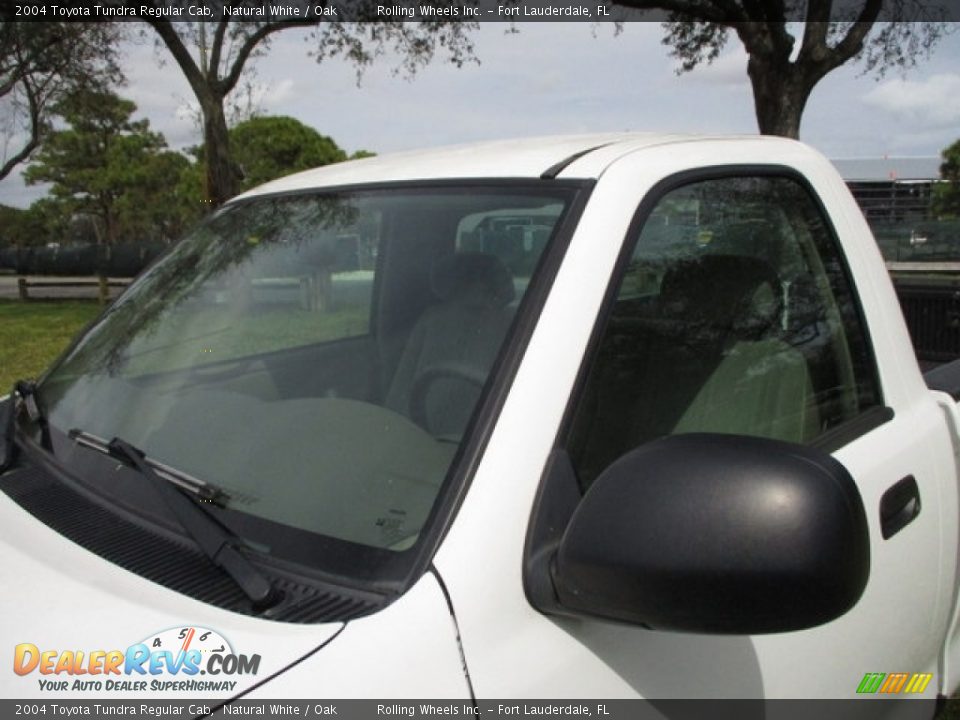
[540,142,615,179]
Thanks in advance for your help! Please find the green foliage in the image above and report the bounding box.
[935,140,960,219]
[0,199,69,249]
[23,89,201,245]
[0,206,27,248]
[0,22,123,180]
[229,116,347,191]
[661,21,728,74]
[190,116,361,192]
[659,13,945,80]
[144,16,476,204]
[117,150,199,242]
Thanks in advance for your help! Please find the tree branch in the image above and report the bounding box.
[740,0,782,22]
[803,0,833,23]
[797,2,831,64]
[0,27,70,99]
[830,0,884,63]
[145,18,209,100]
[219,20,317,96]
[209,19,229,80]
[731,21,777,58]
[0,77,41,181]
[0,65,25,99]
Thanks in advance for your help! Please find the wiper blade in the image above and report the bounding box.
[69,431,277,609]
[2,381,50,471]
[69,430,228,505]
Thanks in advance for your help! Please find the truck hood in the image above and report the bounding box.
[0,491,342,700]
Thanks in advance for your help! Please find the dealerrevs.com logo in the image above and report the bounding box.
[13,626,261,693]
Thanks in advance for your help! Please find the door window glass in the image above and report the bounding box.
[567,175,882,487]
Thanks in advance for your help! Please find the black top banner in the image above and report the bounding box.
[6,0,959,23]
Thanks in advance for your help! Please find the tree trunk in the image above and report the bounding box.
[746,57,813,139]
[104,207,118,246]
[201,95,239,207]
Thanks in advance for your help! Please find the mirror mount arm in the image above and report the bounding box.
[523,448,582,615]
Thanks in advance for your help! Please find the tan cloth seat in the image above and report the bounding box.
[385,253,515,436]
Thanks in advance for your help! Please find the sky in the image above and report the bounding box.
[2,21,959,208]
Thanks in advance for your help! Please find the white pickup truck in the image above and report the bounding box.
[3,133,960,707]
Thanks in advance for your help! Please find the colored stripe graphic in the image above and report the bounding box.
[858,672,933,694]
[904,673,933,694]
[857,673,886,694]
[880,672,909,693]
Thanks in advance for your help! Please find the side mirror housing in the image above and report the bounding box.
[525,434,870,634]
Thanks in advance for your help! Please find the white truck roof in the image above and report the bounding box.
[235,132,809,199]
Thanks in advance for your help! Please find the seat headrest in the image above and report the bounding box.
[431,253,516,307]
[658,254,782,338]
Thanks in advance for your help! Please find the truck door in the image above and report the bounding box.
[435,162,956,700]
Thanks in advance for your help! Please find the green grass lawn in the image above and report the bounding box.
[0,300,102,391]
[0,297,368,387]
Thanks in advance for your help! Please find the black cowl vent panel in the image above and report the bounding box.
[1,465,379,623]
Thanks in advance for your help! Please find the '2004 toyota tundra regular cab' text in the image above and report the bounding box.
[3,133,960,707]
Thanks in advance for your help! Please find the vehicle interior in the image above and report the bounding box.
[566,177,880,488]
[38,189,572,550]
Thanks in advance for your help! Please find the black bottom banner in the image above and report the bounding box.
[0,699,946,720]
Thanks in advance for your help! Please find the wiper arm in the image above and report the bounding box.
[69,431,277,609]
[2,381,50,471]
[69,430,228,505]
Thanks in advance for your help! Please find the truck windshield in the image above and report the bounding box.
[33,185,576,567]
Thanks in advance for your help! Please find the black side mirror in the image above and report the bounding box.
[525,434,870,634]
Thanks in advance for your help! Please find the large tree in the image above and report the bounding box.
[143,6,476,206]
[24,89,196,246]
[227,115,347,191]
[609,2,947,138]
[0,20,122,181]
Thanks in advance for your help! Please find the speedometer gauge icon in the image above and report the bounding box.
[139,626,233,658]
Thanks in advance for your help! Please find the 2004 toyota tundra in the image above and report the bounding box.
[4,133,960,706]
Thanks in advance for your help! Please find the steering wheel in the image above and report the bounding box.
[409,363,489,434]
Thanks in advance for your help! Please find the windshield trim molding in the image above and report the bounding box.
[231,177,594,208]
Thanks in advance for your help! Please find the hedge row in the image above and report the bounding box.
[0,242,169,277]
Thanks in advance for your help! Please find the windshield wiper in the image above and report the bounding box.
[68,430,277,609]
[69,430,228,505]
[2,381,49,471]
